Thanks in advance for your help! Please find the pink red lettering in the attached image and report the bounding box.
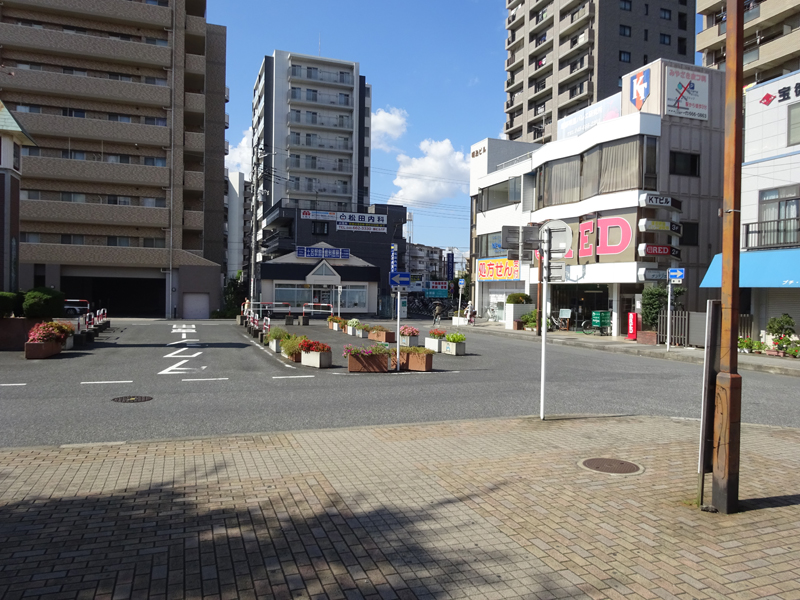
[478,262,487,279]
[578,221,594,258]
[596,217,633,255]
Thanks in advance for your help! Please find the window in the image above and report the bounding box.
[306,67,318,80]
[290,109,301,123]
[108,33,133,41]
[644,4,649,15]
[108,114,132,123]
[143,237,166,247]
[62,108,86,118]
[107,236,131,247]
[62,26,86,35]
[20,233,41,243]
[618,77,623,88]
[144,37,168,46]
[678,37,687,55]
[144,157,167,167]
[145,0,169,5]
[619,51,631,63]
[620,0,631,10]
[144,76,168,86]
[660,8,671,19]
[680,222,699,246]
[660,34,671,45]
[669,151,700,176]
[15,104,42,113]
[21,190,41,200]
[306,89,318,102]
[305,111,318,125]
[290,86,301,100]
[18,20,44,29]
[678,12,687,30]
[788,103,800,146]
[61,234,84,245]
[63,67,88,77]
[22,147,40,157]
[61,192,86,203]
[15,63,43,71]
[107,195,132,205]
[141,197,166,207]
[105,154,131,164]
[311,221,329,235]
[643,136,658,190]
[109,73,133,81]
[644,29,648,41]
[339,93,350,106]
[144,116,167,126]
[643,55,648,64]
[620,25,631,37]
[13,144,21,171]
[61,150,86,160]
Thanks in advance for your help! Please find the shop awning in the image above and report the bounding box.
[700,248,800,288]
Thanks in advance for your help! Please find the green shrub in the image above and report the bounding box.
[395,346,435,355]
[281,335,307,355]
[0,292,16,317]
[445,332,466,343]
[267,327,290,342]
[370,324,388,332]
[520,310,538,325]
[641,285,684,329]
[347,318,360,327]
[23,288,65,319]
[506,293,533,304]
[766,314,795,337]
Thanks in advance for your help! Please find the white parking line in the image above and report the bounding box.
[81,380,134,385]
[272,375,315,379]
[0,383,27,387]
[182,377,229,382]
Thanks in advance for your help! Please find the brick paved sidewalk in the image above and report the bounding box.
[1,416,798,600]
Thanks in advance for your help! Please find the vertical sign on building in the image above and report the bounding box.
[446,252,454,281]
[390,243,398,272]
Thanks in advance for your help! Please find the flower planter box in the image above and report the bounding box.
[399,335,419,347]
[636,331,658,345]
[390,354,409,371]
[353,329,369,338]
[425,338,443,352]
[269,339,281,353]
[369,331,396,343]
[284,316,294,326]
[301,351,332,368]
[442,341,466,356]
[281,350,301,363]
[392,352,433,372]
[63,335,74,350]
[24,340,62,360]
[348,354,388,373]
[765,350,786,357]
[299,316,309,326]
[512,320,524,331]
[328,321,334,330]
[333,323,341,332]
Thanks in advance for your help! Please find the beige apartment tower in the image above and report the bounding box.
[505,0,696,143]
[1,0,228,318]
[696,0,800,87]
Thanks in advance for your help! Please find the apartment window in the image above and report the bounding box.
[644,4,649,15]
[105,154,131,164]
[620,0,631,10]
[306,89,318,102]
[290,87,301,100]
[644,29,648,41]
[108,114,132,123]
[143,237,166,247]
[304,155,317,169]
[680,222,699,246]
[15,63,43,71]
[290,132,301,145]
[21,190,41,200]
[141,197,166,207]
[21,147,40,157]
[18,20,44,29]
[306,67,318,80]
[20,233,41,243]
[107,195,132,205]
[620,25,631,37]
[144,37,169,47]
[339,71,351,84]
[678,37,687,55]
[311,221,329,235]
[619,51,631,63]
[290,109,301,123]
[364,166,369,177]
[144,76,168,86]
[290,65,302,77]
[109,73,133,81]
[339,93,350,106]
[144,157,167,167]
[107,236,131,247]
[660,34,671,45]
[62,108,86,118]
[305,111,318,124]
[15,104,42,113]
[618,77,623,88]
[144,116,167,126]
[660,8,671,19]
[788,103,800,146]
[61,150,86,161]
[13,144,20,170]
[643,135,658,190]
[145,0,169,5]
[678,12,687,30]
[108,33,133,41]
[61,234,84,245]
[669,151,700,176]
[62,27,87,35]
[61,192,86,203]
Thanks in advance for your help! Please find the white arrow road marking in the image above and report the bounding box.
[164,348,203,358]
[158,361,208,375]
[166,339,200,346]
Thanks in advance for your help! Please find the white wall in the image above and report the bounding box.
[227,172,247,280]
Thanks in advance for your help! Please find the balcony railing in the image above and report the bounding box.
[288,135,353,151]
[287,158,353,172]
[287,181,350,195]
[289,112,353,129]
[289,65,353,85]
[289,90,353,107]
[743,218,800,250]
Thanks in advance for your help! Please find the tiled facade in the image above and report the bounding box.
[1,0,228,317]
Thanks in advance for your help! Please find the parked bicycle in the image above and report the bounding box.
[580,319,610,336]
[485,305,499,322]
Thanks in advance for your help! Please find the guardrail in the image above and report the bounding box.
[302,303,333,317]
[241,301,292,317]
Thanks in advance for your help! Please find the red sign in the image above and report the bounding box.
[638,243,681,259]
[759,93,776,106]
[627,312,637,340]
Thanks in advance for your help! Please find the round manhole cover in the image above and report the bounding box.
[580,457,643,475]
[112,396,153,404]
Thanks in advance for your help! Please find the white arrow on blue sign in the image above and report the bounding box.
[389,272,411,287]
[458,278,465,286]
[668,268,685,279]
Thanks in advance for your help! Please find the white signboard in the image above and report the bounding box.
[665,65,709,121]
[336,212,387,234]
[300,210,337,221]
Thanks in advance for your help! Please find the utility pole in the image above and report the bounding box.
[713,0,743,515]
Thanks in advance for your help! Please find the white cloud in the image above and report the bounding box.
[225,128,252,175]
[388,139,470,207]
[371,107,408,152]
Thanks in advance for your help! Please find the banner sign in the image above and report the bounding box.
[558,94,621,139]
[638,243,681,259]
[336,212,387,233]
[300,210,337,221]
[638,219,683,236]
[665,66,709,121]
[476,258,520,282]
[446,253,454,281]
[297,246,350,259]
[390,243,398,272]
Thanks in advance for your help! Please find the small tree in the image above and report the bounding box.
[641,284,685,329]
[506,292,533,304]
[22,287,65,319]
[766,314,795,337]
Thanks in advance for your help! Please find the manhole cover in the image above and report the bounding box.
[111,396,153,403]
[580,457,643,475]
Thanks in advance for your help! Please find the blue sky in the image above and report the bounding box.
[213,0,509,254]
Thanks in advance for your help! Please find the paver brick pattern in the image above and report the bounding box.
[0,416,798,599]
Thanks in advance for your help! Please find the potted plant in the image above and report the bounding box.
[347,318,361,336]
[343,344,390,373]
[368,324,396,343]
[520,310,538,331]
[266,327,289,353]
[353,323,371,339]
[442,332,466,356]
[399,325,420,347]
[281,335,306,363]
[53,321,76,350]
[426,328,446,352]
[767,335,791,357]
[391,346,435,372]
[24,321,66,359]
[299,339,332,368]
[327,315,336,330]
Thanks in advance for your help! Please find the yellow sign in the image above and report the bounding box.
[476,258,520,281]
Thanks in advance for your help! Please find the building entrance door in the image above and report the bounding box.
[318,288,331,306]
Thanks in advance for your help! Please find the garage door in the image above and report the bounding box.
[183,293,210,320]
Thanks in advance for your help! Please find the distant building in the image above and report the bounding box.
[225,171,250,281]
[405,243,444,282]
[505,0,696,144]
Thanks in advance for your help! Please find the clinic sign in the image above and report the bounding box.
[476,258,520,282]
[297,246,350,259]
[300,210,337,221]
[336,212,387,233]
[665,66,709,121]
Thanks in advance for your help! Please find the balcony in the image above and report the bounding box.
[530,51,553,74]
[743,218,800,250]
[225,86,230,102]
[286,158,353,174]
[506,51,523,71]
[14,112,170,146]
[261,230,296,256]
[225,113,230,129]
[287,180,350,196]
[558,80,593,110]
[288,112,354,131]
[18,243,212,268]
[289,90,354,109]
[507,0,523,9]
[528,76,552,102]
[559,28,593,61]
[743,28,800,76]
[505,92,523,113]
[505,73,523,93]
[5,0,171,25]
[559,2,594,37]
[184,132,205,153]
[529,4,554,34]
[558,53,593,85]
[183,210,204,231]
[288,66,354,87]
[20,199,169,228]
[185,53,206,76]
[184,170,205,191]
[21,156,169,187]
[506,30,524,51]
[186,14,206,37]
[287,135,353,152]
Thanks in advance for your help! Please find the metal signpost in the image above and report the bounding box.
[337,285,342,318]
[666,268,685,351]
[457,278,465,325]
[390,271,410,372]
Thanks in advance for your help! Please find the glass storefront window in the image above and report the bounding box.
[275,284,312,307]
[341,285,367,308]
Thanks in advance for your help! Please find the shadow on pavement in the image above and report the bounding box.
[739,493,800,512]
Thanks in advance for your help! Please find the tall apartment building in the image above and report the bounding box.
[696,0,800,87]
[405,243,444,282]
[225,171,250,281]
[505,0,696,143]
[1,0,228,318]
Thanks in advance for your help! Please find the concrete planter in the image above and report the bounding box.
[299,316,310,326]
[281,350,301,363]
[328,321,334,329]
[301,351,332,368]
[636,331,658,345]
[353,329,369,338]
[333,323,341,332]
[425,338,443,352]
[24,340,62,360]
[368,330,396,343]
[399,335,419,347]
[442,341,466,356]
[63,335,74,350]
[269,339,281,353]
[392,352,433,372]
[348,354,388,373]
[284,316,294,326]
[347,326,358,336]
[505,303,536,330]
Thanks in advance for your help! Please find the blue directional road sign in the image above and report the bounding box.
[668,268,685,279]
[389,271,411,287]
[458,278,466,287]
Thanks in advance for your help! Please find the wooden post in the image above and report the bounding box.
[712,0,743,515]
